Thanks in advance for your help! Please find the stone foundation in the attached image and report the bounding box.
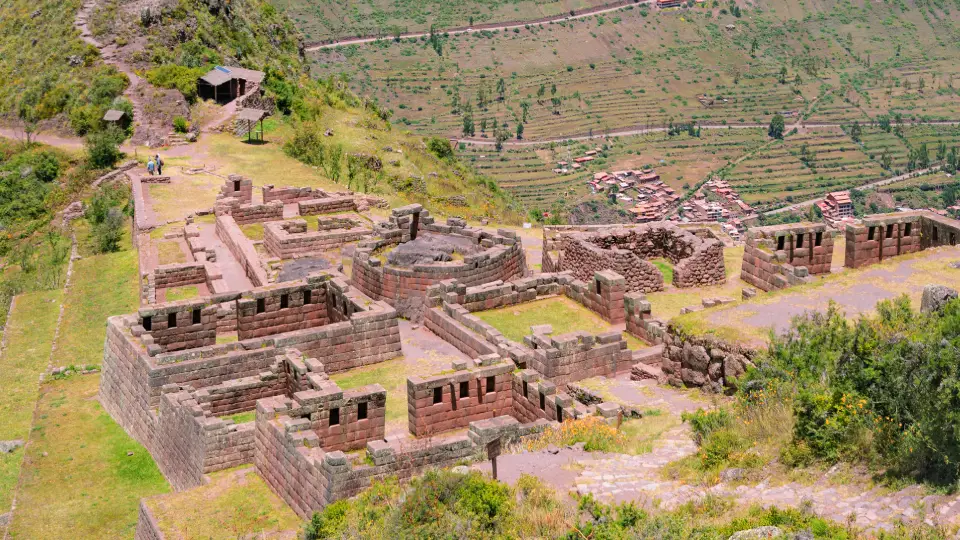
[659,324,759,392]
[263,218,371,260]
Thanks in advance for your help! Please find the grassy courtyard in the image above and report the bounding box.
[331,356,410,429]
[474,296,646,349]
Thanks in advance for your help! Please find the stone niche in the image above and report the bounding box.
[553,223,725,293]
[741,222,834,292]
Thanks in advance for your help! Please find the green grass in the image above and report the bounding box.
[651,258,674,284]
[8,375,169,539]
[0,289,63,513]
[165,285,199,302]
[148,467,299,539]
[475,296,647,349]
[51,244,139,369]
[240,222,265,241]
[331,357,409,427]
[156,240,186,265]
[224,411,256,424]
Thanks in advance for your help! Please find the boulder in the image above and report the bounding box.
[921,284,958,314]
[0,439,24,453]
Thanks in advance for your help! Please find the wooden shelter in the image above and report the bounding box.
[197,66,265,104]
[237,108,267,142]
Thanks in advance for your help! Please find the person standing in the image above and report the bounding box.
[155,154,163,175]
[147,158,155,175]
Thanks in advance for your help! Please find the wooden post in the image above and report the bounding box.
[486,438,501,480]
[616,410,623,431]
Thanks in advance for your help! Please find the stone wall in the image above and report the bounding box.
[298,195,358,215]
[255,399,547,518]
[215,197,284,225]
[406,357,514,436]
[262,185,325,204]
[263,218,371,259]
[219,174,253,204]
[511,369,585,423]
[134,502,163,540]
[742,223,834,292]
[624,292,666,344]
[136,300,218,353]
[551,223,725,293]
[352,208,525,317]
[660,324,758,393]
[236,277,330,340]
[427,271,625,324]
[216,215,268,286]
[845,211,960,269]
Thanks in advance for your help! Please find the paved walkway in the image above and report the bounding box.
[197,222,254,293]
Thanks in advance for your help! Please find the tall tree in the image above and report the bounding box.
[768,114,785,139]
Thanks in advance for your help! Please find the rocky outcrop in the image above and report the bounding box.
[660,325,758,393]
[921,284,958,314]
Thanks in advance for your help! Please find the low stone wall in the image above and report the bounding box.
[844,211,957,269]
[511,369,585,423]
[216,215,267,286]
[255,400,547,518]
[298,195,357,215]
[551,223,725,293]
[352,209,525,317]
[262,185,324,204]
[407,357,514,436]
[742,223,834,292]
[219,174,253,204]
[422,307,499,359]
[624,292,666,344]
[136,301,219,353]
[235,278,330,340]
[134,502,163,540]
[263,218,371,259]
[660,324,759,393]
[215,198,284,225]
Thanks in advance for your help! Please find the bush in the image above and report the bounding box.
[682,408,732,444]
[30,150,60,182]
[426,137,454,159]
[146,65,207,102]
[173,116,190,133]
[92,208,124,253]
[523,417,628,453]
[85,128,124,169]
[283,123,325,167]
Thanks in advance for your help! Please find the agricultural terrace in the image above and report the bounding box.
[460,128,767,208]
[308,0,959,142]
[310,6,825,140]
[724,128,886,208]
[274,0,617,43]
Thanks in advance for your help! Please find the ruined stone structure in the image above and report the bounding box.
[219,174,253,204]
[624,292,666,345]
[352,205,526,317]
[263,217,372,260]
[741,223,835,292]
[543,223,725,293]
[659,324,758,393]
[100,272,402,489]
[845,211,960,269]
[216,215,268,286]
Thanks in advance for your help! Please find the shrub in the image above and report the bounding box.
[92,208,124,253]
[30,151,61,182]
[283,123,326,167]
[173,116,189,133]
[426,137,453,159]
[85,128,124,169]
[523,416,627,453]
[682,408,732,444]
[145,65,207,102]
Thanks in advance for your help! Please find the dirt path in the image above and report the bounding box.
[305,0,646,51]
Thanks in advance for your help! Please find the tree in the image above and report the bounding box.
[768,114,785,139]
[516,122,524,140]
[325,144,344,183]
[550,97,562,115]
[86,127,124,169]
[519,101,530,123]
[550,84,557,97]
[945,147,958,174]
[849,121,862,142]
[779,66,788,84]
[477,82,488,109]
[878,115,891,133]
[881,149,892,170]
[461,105,475,137]
[494,128,509,151]
[496,77,506,101]
[427,137,454,159]
[536,84,545,104]
[794,73,802,85]
[937,142,947,162]
[428,25,442,56]
[94,209,124,253]
[750,38,759,55]
[480,117,488,133]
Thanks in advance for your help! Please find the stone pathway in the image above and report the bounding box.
[574,426,960,533]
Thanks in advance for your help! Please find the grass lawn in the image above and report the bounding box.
[148,171,223,223]
[240,222,265,241]
[165,285,200,302]
[156,240,187,265]
[147,467,299,539]
[8,375,169,539]
[0,290,63,514]
[223,411,256,424]
[474,296,647,349]
[645,246,746,322]
[331,357,409,428]
[651,258,674,283]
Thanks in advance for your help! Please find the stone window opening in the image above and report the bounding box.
[256,298,265,314]
[595,280,602,295]
[815,231,823,247]
[776,236,785,251]
[796,235,804,248]
[522,380,528,398]
[904,223,912,237]
[280,293,289,309]
[886,224,894,239]
[868,226,876,241]
[410,211,420,240]
[539,392,545,410]
[304,290,312,304]
[192,309,201,325]
[933,226,939,242]
[433,387,443,404]
[556,404,564,422]
[450,383,457,410]
[142,316,152,331]
[486,375,496,394]
[167,312,177,328]
[329,407,340,426]
[952,232,957,246]
[233,179,241,192]
[358,402,368,420]
[459,381,469,399]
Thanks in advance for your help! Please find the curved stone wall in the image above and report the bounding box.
[556,223,725,293]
